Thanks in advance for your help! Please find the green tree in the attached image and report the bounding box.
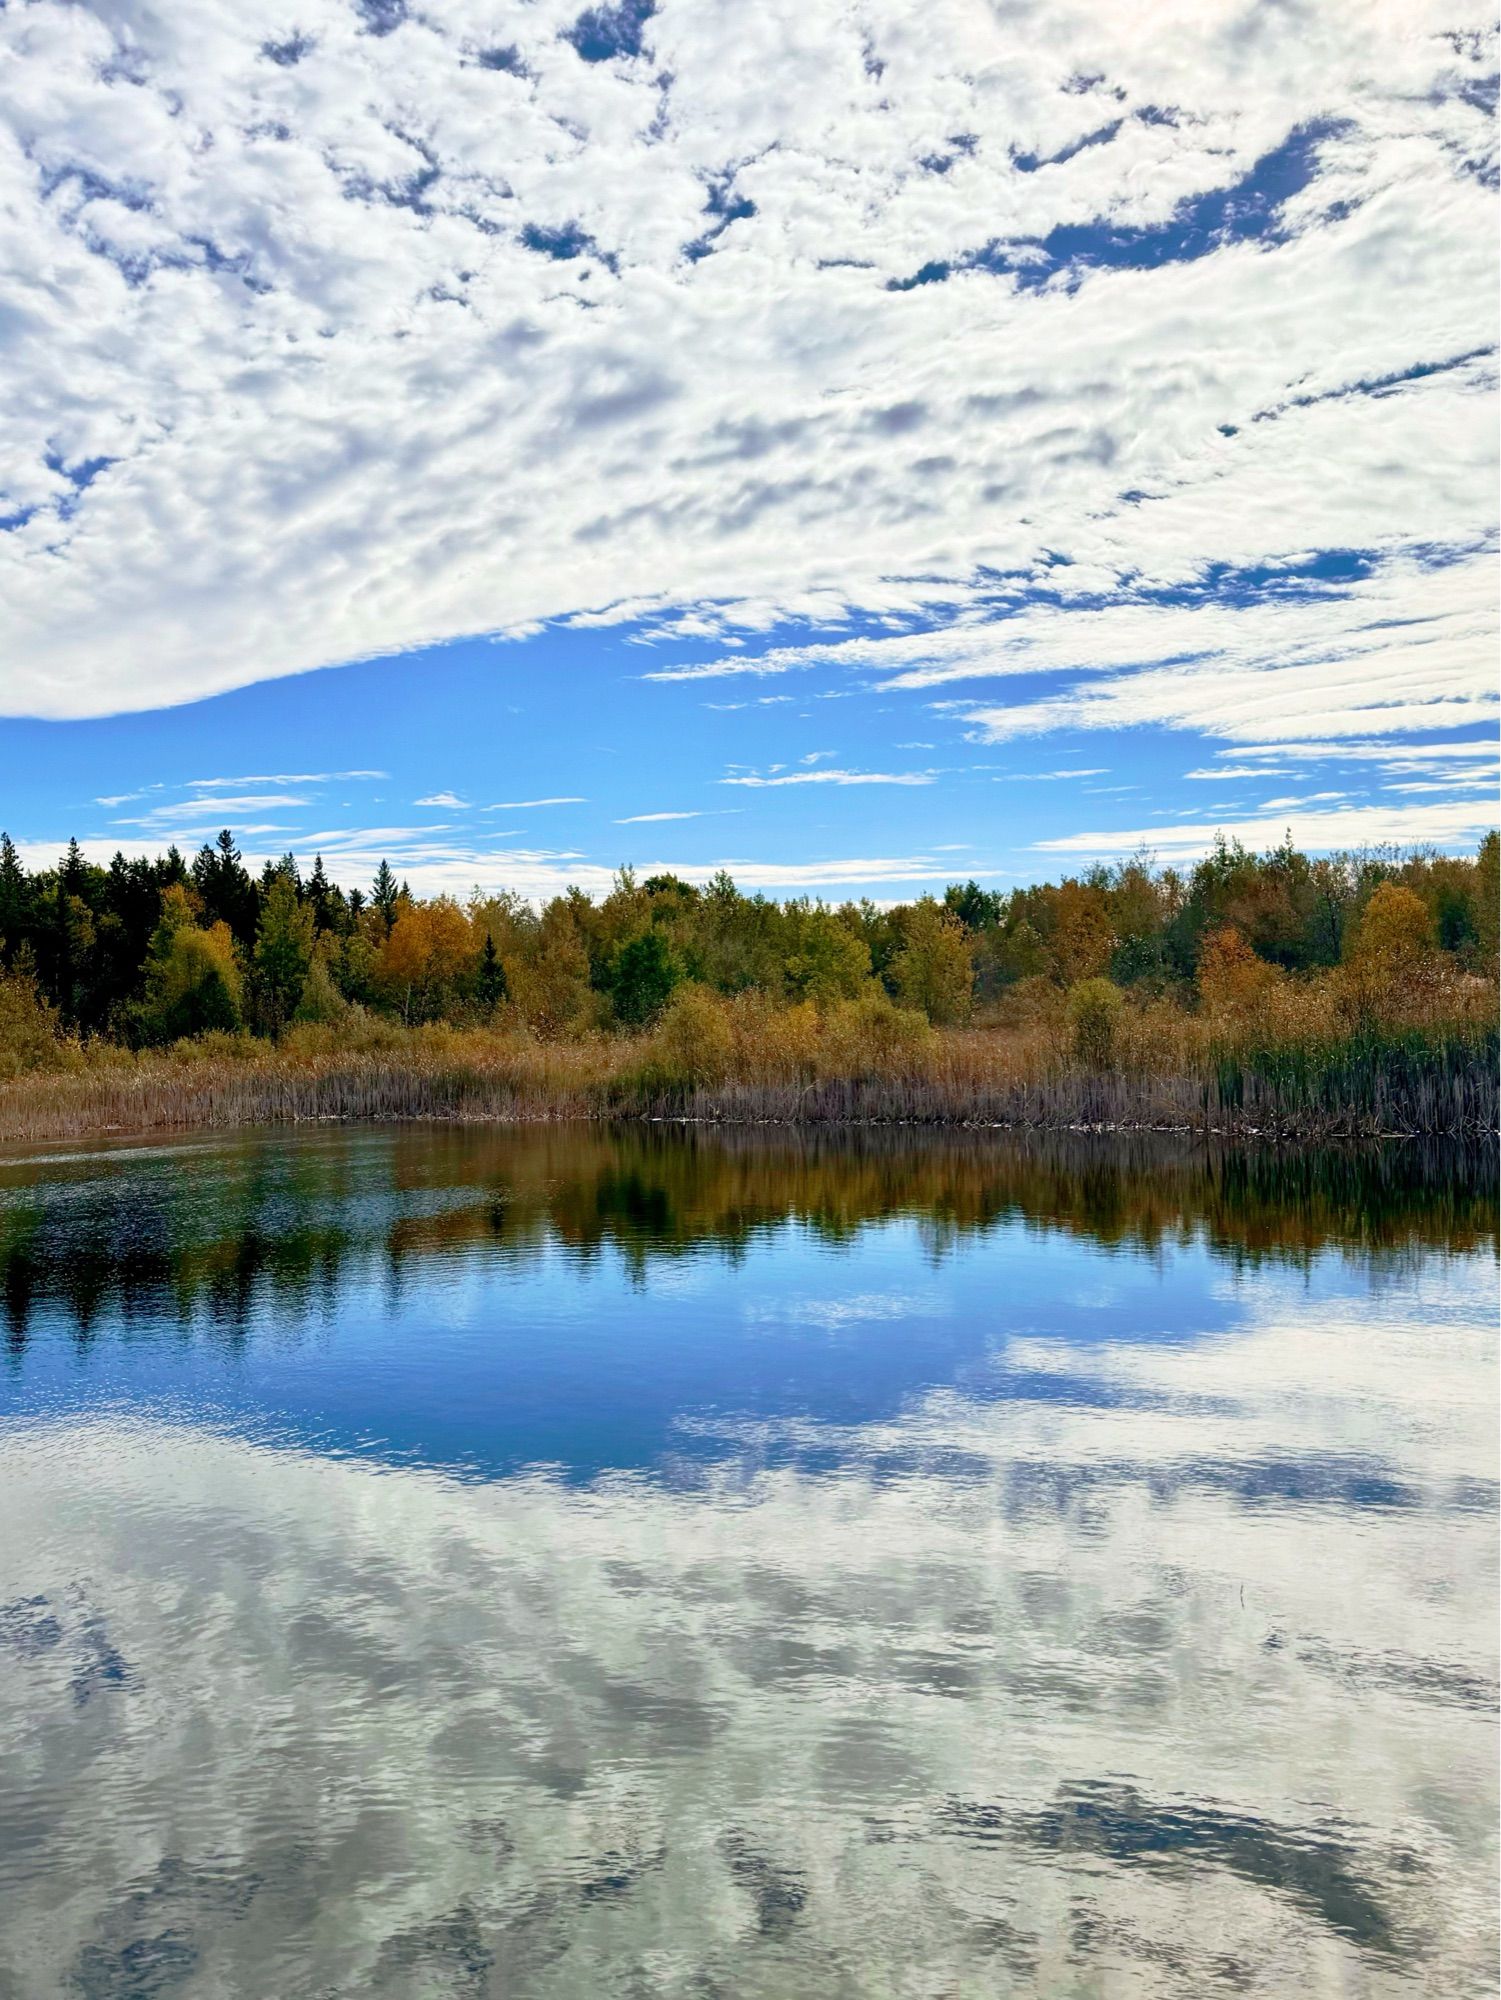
[608,930,682,1026]
[142,890,243,1042]
[293,953,348,1024]
[371,861,399,934]
[0,834,29,966]
[253,874,315,1031]
[1474,831,1499,974]
[192,829,258,944]
[891,899,973,1024]
[782,902,871,1004]
[477,932,508,1010]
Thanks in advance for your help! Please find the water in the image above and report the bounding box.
[0,1125,1495,1999]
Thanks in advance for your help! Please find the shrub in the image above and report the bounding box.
[1067,977,1123,1070]
[644,984,735,1089]
[0,963,77,1078]
[820,990,931,1075]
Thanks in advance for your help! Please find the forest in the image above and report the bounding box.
[0,825,1495,1140]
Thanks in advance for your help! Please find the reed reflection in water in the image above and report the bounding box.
[0,1125,1495,1998]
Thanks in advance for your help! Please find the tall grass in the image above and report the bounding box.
[0,983,1494,1145]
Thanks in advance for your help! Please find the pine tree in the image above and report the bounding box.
[0,834,27,962]
[371,860,398,933]
[193,829,257,944]
[306,854,334,933]
[477,932,507,1010]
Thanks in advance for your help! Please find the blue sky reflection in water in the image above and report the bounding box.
[0,1126,1496,1997]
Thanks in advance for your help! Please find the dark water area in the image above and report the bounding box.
[0,1125,1495,1997]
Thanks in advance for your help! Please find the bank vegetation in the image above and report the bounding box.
[0,827,1495,1143]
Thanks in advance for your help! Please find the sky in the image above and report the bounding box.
[0,0,1497,900]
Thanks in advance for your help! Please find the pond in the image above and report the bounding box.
[0,1125,1495,1998]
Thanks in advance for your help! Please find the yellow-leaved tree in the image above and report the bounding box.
[891,899,973,1025]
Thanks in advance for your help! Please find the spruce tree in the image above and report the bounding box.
[371,861,398,933]
[477,933,507,1009]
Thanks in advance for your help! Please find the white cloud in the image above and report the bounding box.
[0,0,1493,731]
[11,832,974,900]
[615,810,705,823]
[414,790,469,808]
[482,797,588,811]
[995,767,1108,782]
[1185,766,1289,780]
[113,793,312,823]
[721,768,933,788]
[1035,799,1498,860]
[187,771,387,787]
[1257,791,1347,808]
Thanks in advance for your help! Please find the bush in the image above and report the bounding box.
[1067,978,1123,1070]
[0,964,78,1078]
[820,990,931,1075]
[641,985,735,1089]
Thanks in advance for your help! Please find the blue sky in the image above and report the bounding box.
[0,0,1496,899]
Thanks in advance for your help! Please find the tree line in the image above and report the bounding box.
[0,823,1495,1051]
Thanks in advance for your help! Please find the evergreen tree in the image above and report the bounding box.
[0,834,28,962]
[306,855,337,934]
[477,932,508,1010]
[371,861,399,933]
[193,829,258,944]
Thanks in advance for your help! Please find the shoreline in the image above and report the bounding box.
[3,1063,1494,1150]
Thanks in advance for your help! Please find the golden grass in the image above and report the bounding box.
[0,976,1494,1146]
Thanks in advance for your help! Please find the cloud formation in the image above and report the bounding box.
[0,0,1494,739]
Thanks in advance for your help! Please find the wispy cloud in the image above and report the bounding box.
[721,769,933,789]
[187,772,387,788]
[414,791,469,808]
[482,798,587,812]
[615,811,706,823]
[995,768,1108,782]
[113,794,311,824]
[1036,800,1498,861]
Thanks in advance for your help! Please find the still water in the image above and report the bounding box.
[0,1125,1495,1998]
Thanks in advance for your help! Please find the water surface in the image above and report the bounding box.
[0,1126,1495,1997]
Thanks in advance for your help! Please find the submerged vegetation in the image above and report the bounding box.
[0,826,1495,1141]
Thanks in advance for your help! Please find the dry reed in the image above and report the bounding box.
[1,987,1493,1146]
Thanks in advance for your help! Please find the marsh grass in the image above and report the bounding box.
[1,980,1494,1145]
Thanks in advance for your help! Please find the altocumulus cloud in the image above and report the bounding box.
[0,0,1494,752]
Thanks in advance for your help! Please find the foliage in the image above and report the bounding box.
[253,873,315,1031]
[0,958,77,1079]
[891,899,973,1024]
[142,890,243,1043]
[293,954,348,1025]
[607,929,682,1025]
[0,825,1492,1134]
[1067,978,1123,1070]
